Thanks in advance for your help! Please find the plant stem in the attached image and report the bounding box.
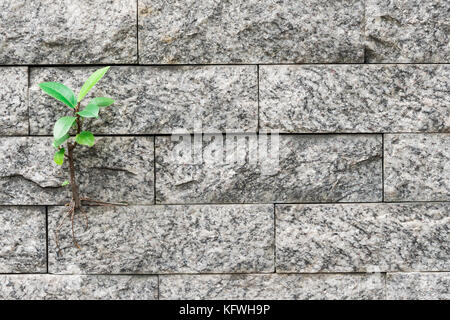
[67,102,82,209]
[67,143,81,209]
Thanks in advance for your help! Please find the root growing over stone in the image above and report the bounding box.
[54,198,127,256]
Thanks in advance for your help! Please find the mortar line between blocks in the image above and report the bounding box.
[273,203,276,273]
[136,0,139,64]
[27,67,31,136]
[384,272,388,300]
[153,135,157,205]
[1,271,448,276]
[1,132,448,138]
[257,64,260,133]
[45,206,49,274]
[1,200,449,208]
[363,0,367,64]
[1,62,449,67]
[157,275,160,300]
[382,133,385,202]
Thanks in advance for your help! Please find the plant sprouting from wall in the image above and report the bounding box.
[39,66,123,254]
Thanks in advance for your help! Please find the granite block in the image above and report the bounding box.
[156,134,382,203]
[0,206,46,273]
[160,273,385,300]
[30,66,257,134]
[260,65,450,133]
[365,0,450,62]
[138,0,364,63]
[0,0,137,64]
[384,134,450,201]
[276,204,384,272]
[386,273,449,300]
[0,67,28,135]
[0,275,158,300]
[48,205,274,274]
[276,203,449,272]
[0,137,154,205]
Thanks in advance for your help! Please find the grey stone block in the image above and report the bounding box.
[0,137,154,205]
[260,65,450,133]
[384,134,449,201]
[156,134,382,203]
[0,0,137,64]
[387,273,450,300]
[29,66,257,134]
[277,204,384,273]
[138,0,364,63]
[159,273,385,300]
[0,275,158,300]
[366,0,450,62]
[0,67,28,135]
[48,205,274,274]
[384,203,449,272]
[276,203,449,272]
[0,206,46,273]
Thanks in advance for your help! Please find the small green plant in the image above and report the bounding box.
[39,66,121,254]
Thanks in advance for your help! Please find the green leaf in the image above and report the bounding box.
[54,148,65,166]
[61,180,70,187]
[77,66,110,102]
[77,101,99,118]
[91,97,114,107]
[75,131,95,147]
[52,133,70,148]
[53,116,77,140]
[39,82,77,109]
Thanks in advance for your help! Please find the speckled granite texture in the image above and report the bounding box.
[0,275,158,300]
[0,0,448,300]
[260,65,450,133]
[48,205,274,274]
[156,134,382,203]
[0,0,137,64]
[0,137,154,205]
[0,67,28,135]
[159,273,385,300]
[30,66,258,134]
[276,203,449,272]
[384,134,449,201]
[366,0,450,63]
[138,0,364,64]
[0,206,46,273]
[386,273,450,300]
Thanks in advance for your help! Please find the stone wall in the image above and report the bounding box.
[0,0,448,300]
